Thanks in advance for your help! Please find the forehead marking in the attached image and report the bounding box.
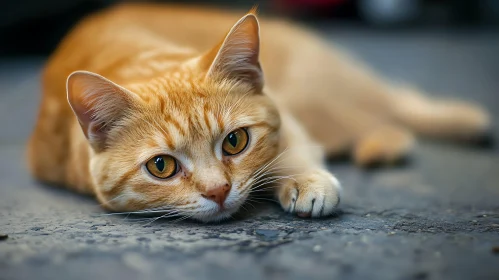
[203,103,213,132]
[149,117,174,150]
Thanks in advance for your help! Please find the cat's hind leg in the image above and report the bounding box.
[349,85,492,166]
[287,99,415,167]
[352,124,415,167]
[390,86,492,145]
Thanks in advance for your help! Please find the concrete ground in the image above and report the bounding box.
[1,26,499,280]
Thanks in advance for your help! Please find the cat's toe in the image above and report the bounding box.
[277,182,298,213]
[277,169,340,218]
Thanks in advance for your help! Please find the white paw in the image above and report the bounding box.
[276,169,341,218]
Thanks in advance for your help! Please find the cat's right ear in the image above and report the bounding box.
[67,71,137,151]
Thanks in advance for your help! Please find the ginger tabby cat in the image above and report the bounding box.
[27,3,491,222]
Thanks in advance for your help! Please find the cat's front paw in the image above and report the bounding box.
[276,169,341,218]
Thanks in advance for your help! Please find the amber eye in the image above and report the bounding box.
[146,155,178,179]
[222,128,249,156]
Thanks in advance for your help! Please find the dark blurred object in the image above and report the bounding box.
[0,0,107,28]
[0,0,115,56]
[272,0,420,24]
[272,0,499,26]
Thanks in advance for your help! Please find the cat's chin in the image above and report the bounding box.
[190,205,241,223]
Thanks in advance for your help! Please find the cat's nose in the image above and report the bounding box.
[201,184,231,207]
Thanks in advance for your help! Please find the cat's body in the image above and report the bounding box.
[28,3,490,221]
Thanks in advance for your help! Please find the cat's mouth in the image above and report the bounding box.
[190,191,247,223]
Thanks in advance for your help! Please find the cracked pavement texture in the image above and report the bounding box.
[1,27,499,280]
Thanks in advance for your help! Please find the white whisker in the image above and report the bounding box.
[142,211,183,226]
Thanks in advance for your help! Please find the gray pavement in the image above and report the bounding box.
[1,27,499,280]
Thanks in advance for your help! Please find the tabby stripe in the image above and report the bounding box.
[159,126,175,150]
[188,113,202,132]
[216,113,225,130]
[166,115,186,136]
[103,168,137,198]
[250,121,279,131]
[203,103,212,132]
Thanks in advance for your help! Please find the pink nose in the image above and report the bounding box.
[202,184,231,207]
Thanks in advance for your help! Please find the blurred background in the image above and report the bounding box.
[1,0,499,55]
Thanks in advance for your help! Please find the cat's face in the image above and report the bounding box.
[92,79,280,222]
[67,12,282,221]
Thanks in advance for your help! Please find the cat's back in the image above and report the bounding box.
[45,4,246,76]
[45,3,316,87]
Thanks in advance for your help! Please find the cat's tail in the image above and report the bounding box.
[390,86,493,144]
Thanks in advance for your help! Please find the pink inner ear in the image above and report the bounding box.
[67,71,134,150]
[70,95,115,146]
[205,14,263,90]
[68,95,93,139]
[87,121,109,143]
[72,105,107,142]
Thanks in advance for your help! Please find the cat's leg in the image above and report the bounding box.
[284,83,490,167]
[276,168,341,218]
[287,98,415,166]
[352,124,415,166]
[348,84,491,166]
[274,113,341,218]
[390,86,492,144]
[287,100,357,158]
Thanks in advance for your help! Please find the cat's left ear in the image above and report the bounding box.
[204,11,263,91]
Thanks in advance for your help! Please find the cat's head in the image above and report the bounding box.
[66,12,281,222]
